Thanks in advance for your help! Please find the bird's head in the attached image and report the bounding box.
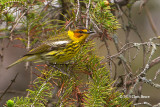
[68,27,94,42]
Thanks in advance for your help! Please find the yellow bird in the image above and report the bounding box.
[7,27,94,69]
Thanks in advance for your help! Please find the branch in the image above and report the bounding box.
[86,0,91,29]
[10,12,26,40]
[75,0,80,22]
[0,73,19,101]
[90,19,103,34]
[149,56,160,69]
[154,69,160,80]
[140,77,160,89]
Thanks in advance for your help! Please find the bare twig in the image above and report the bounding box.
[90,19,103,34]
[107,58,117,80]
[0,90,25,94]
[10,0,36,40]
[0,73,19,101]
[121,7,146,66]
[86,0,91,29]
[103,39,113,76]
[106,42,135,59]
[153,103,160,107]
[154,69,160,80]
[140,77,160,88]
[40,0,54,13]
[138,41,157,76]
[107,38,160,60]
[65,20,73,30]
[10,12,26,40]
[149,56,160,69]
[75,0,80,22]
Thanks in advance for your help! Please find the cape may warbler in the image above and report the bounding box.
[7,27,94,69]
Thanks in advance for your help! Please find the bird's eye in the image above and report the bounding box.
[78,31,84,33]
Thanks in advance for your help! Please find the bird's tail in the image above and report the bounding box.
[6,56,28,69]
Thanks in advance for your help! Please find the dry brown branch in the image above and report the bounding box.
[149,56,160,69]
[0,73,19,101]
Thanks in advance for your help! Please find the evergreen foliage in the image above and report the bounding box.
[90,0,120,33]
[1,0,134,106]
[5,42,132,106]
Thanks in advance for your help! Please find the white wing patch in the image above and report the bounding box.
[46,40,70,46]
[54,41,69,45]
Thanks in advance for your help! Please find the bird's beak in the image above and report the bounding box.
[87,31,95,34]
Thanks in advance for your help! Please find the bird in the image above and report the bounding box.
[7,27,94,69]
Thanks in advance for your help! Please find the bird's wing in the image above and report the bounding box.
[25,39,71,55]
[25,31,71,55]
[25,43,51,55]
